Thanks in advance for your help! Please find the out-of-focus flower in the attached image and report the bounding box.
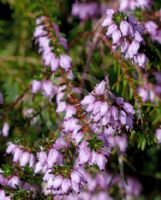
[155,128,161,143]
[1,122,10,137]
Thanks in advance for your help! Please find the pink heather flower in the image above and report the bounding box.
[31,80,42,94]
[56,101,66,113]
[43,50,54,66]
[65,105,77,119]
[35,162,43,174]
[96,153,107,170]
[34,24,46,38]
[53,137,68,150]
[72,131,84,144]
[123,102,135,114]
[37,151,48,165]
[112,30,122,44]
[42,80,57,98]
[61,179,71,194]
[52,175,63,189]
[6,142,16,154]
[60,54,71,71]
[71,171,81,184]
[71,181,80,193]
[92,101,102,115]
[106,24,118,37]
[111,106,119,121]
[19,152,31,167]
[136,53,147,68]
[121,39,129,53]
[47,148,59,168]
[43,169,53,182]
[106,9,115,16]
[38,36,50,50]
[8,176,20,189]
[120,20,130,36]
[104,127,115,136]
[13,148,23,162]
[94,80,106,96]
[102,17,113,27]
[119,110,127,125]
[29,154,35,168]
[79,142,91,165]
[50,56,60,72]
[81,94,95,105]
[1,122,9,137]
[127,40,140,59]
[134,32,143,42]
[155,129,161,143]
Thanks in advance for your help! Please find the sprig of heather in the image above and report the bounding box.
[81,78,135,132]
[4,14,136,198]
[102,9,148,68]
[34,16,72,74]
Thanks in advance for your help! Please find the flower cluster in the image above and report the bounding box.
[6,142,35,168]
[119,0,152,11]
[77,141,109,170]
[34,16,72,73]
[81,78,135,131]
[102,9,148,68]
[42,169,87,195]
[35,147,63,174]
[31,79,57,100]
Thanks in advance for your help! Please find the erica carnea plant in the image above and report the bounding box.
[0,0,161,199]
